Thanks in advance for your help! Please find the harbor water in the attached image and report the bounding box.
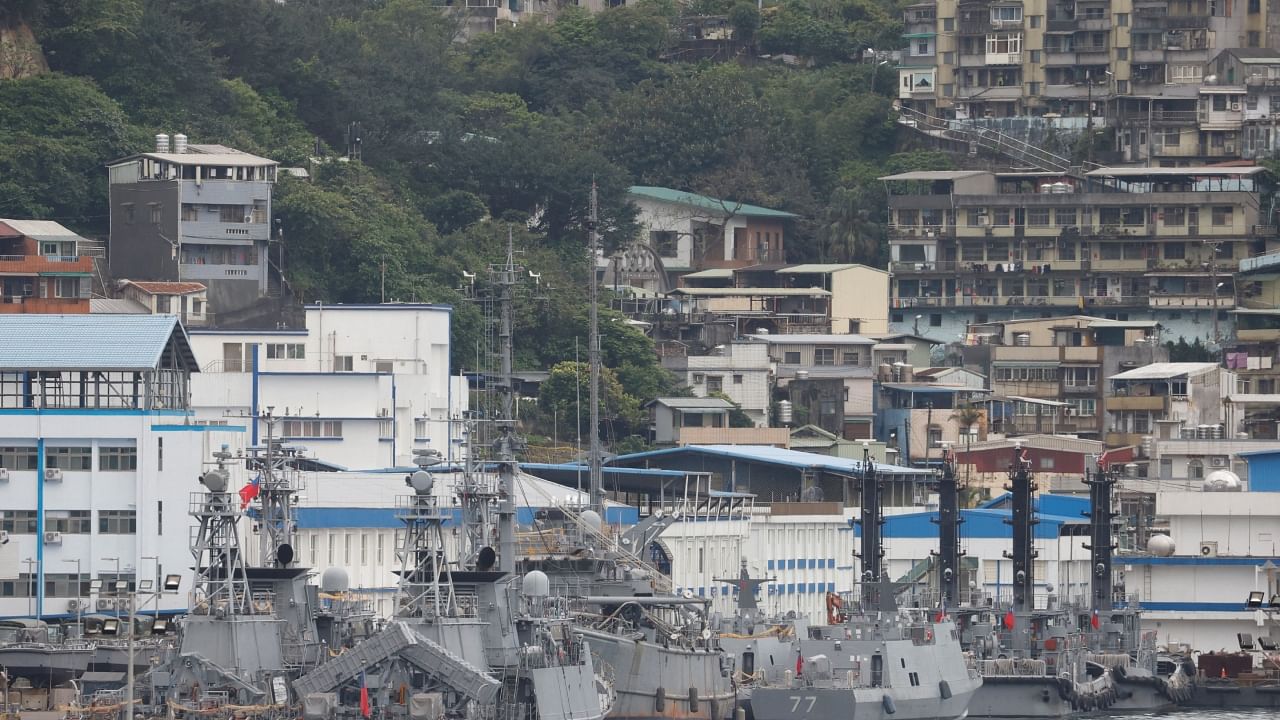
[1011,713,1275,720]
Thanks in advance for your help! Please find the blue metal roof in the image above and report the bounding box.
[521,463,687,479]
[883,508,1086,539]
[611,444,933,476]
[0,314,197,371]
[980,492,1090,519]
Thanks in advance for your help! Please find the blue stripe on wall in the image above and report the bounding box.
[1121,556,1280,566]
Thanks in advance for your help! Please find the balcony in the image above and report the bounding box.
[1046,18,1076,32]
[1044,51,1077,66]
[1199,108,1244,131]
[1246,75,1280,89]
[1076,17,1110,30]
[1165,14,1210,28]
[0,254,94,275]
[1148,294,1236,309]
[1107,395,1168,412]
[959,19,992,34]
[1132,48,1166,63]
[986,51,1023,66]
[891,294,1149,309]
[1237,329,1280,342]
[890,261,963,274]
[675,426,791,446]
[1106,432,1152,447]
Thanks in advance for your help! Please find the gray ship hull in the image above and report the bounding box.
[749,684,976,720]
[0,645,94,687]
[1189,679,1280,708]
[578,628,735,720]
[966,678,1073,719]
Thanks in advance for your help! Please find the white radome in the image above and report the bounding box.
[1147,534,1176,557]
[1204,469,1242,492]
[320,566,351,593]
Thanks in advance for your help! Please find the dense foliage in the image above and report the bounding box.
[3,0,937,447]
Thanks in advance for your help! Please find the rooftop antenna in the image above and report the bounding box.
[588,182,605,513]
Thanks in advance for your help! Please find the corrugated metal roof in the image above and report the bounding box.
[1109,362,1219,380]
[125,281,207,295]
[878,170,989,181]
[113,148,277,167]
[612,444,933,476]
[881,382,987,394]
[776,263,886,275]
[0,219,87,242]
[648,397,735,410]
[957,434,1104,454]
[668,287,830,297]
[748,333,875,345]
[1087,166,1266,177]
[0,314,197,371]
[90,298,150,314]
[629,186,798,218]
[680,268,735,280]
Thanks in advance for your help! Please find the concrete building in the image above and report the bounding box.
[953,435,1137,494]
[645,397,735,445]
[962,315,1166,438]
[661,341,771,426]
[749,333,879,439]
[614,186,797,293]
[0,314,234,619]
[1106,362,1235,447]
[874,383,990,465]
[118,281,210,327]
[107,137,279,322]
[186,303,463,470]
[881,166,1269,344]
[0,220,95,314]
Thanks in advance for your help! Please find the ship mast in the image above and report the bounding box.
[587,183,605,513]
[1004,443,1037,651]
[1083,455,1116,615]
[492,230,520,574]
[248,409,299,568]
[857,443,887,610]
[932,444,964,608]
[191,447,252,614]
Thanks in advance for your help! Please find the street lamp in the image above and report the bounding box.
[22,558,36,617]
[122,580,182,720]
[63,559,82,632]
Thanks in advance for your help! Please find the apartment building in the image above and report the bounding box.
[1231,249,1280,437]
[873,382,990,465]
[0,220,95,314]
[882,166,1270,343]
[748,333,878,439]
[900,0,1270,125]
[108,135,278,321]
[661,341,772,426]
[962,315,1166,437]
[1106,361,1235,447]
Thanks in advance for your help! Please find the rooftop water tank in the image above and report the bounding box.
[174,133,188,154]
[777,400,793,424]
[156,134,170,153]
[1204,469,1242,492]
[1147,534,1176,557]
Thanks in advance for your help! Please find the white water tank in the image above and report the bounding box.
[156,134,170,153]
[777,400,793,424]
[174,133,188,154]
[1204,469,1242,492]
[1147,534,1176,557]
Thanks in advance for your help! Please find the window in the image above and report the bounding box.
[692,373,704,385]
[1212,206,1233,226]
[917,41,930,55]
[1039,457,1055,470]
[1163,207,1186,226]
[1163,242,1185,260]
[334,355,354,372]
[219,205,246,223]
[991,6,1023,21]
[899,244,926,262]
[930,314,942,327]
[1064,367,1098,387]
[1068,398,1097,417]
[1248,30,1261,47]
[943,17,954,31]
[814,348,836,366]
[842,352,860,365]
[414,418,428,439]
[282,420,344,438]
[1055,207,1078,227]
[1116,12,1128,25]
[784,352,801,364]
[157,437,163,471]
[378,533,385,564]
[122,204,135,224]
[1028,208,1050,227]
[45,510,91,534]
[157,500,163,535]
[1029,15,1041,27]
[267,344,306,360]
[0,511,38,534]
[361,533,368,564]
[181,204,199,222]
[992,208,1011,226]
[1250,0,1261,12]
[1116,47,1128,60]
[149,204,162,224]
[985,33,1022,55]
[733,374,744,384]
[1172,65,1202,81]
[328,535,336,565]
[54,277,80,298]
[99,446,137,471]
[707,376,723,392]
[927,426,943,448]
[46,446,91,470]
[1169,380,1189,396]
[0,446,38,470]
[891,313,904,323]
[1029,50,1042,64]
[966,210,985,228]
[651,231,677,257]
[1162,130,1180,147]
[99,510,137,534]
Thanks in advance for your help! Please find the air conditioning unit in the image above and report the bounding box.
[244,215,254,224]
[0,468,7,482]
[1064,408,1077,417]
[1225,142,1237,154]
[96,598,117,611]
[1231,102,1241,111]
[1210,456,1228,467]
[379,408,390,417]
[67,599,82,612]
[0,530,8,544]
[1200,541,1218,557]
[44,468,63,482]
[43,531,62,545]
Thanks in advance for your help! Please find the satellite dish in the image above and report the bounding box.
[477,546,497,571]
[683,590,694,599]
[276,543,295,566]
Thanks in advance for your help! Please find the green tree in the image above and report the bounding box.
[538,361,644,442]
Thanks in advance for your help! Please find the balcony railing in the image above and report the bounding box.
[1076,17,1110,30]
[892,294,1150,308]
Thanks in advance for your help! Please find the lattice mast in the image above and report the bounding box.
[190,447,251,613]
[247,410,300,568]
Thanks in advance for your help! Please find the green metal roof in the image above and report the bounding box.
[628,186,798,219]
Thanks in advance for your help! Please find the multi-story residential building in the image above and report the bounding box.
[614,186,796,293]
[186,303,465,470]
[0,220,95,314]
[117,281,210,327]
[748,333,879,439]
[661,341,771,426]
[646,397,734,445]
[881,166,1269,343]
[1230,248,1280,437]
[108,135,279,321]
[901,0,1270,127]
[1106,361,1235,447]
[874,382,990,465]
[962,315,1165,438]
[0,314,230,619]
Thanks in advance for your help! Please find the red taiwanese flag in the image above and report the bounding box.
[359,671,371,718]
[795,651,804,677]
[1003,610,1015,630]
[1091,609,1101,630]
[239,474,261,510]
[1097,450,1112,472]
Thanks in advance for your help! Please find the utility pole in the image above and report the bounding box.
[588,184,605,513]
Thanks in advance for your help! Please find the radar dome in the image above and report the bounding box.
[521,570,550,597]
[580,509,603,533]
[200,469,228,493]
[320,567,350,593]
[1147,534,1176,557]
[1204,469,1242,492]
[408,470,434,495]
